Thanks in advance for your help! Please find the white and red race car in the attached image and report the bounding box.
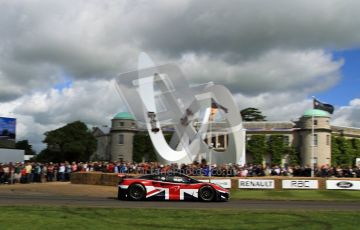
[118,172,229,202]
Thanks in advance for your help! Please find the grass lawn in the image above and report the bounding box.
[230,189,360,201]
[0,206,359,230]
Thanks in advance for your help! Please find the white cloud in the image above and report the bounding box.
[180,50,343,95]
[0,0,360,151]
[332,98,360,127]
[234,92,312,121]
[14,79,124,125]
[1,0,359,102]
[2,79,125,152]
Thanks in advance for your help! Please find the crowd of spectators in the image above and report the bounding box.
[1,160,360,184]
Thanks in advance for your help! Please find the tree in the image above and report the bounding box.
[267,135,287,165]
[240,107,267,121]
[247,135,266,164]
[286,146,300,165]
[34,121,96,162]
[133,133,157,163]
[331,136,355,166]
[331,136,341,166]
[133,132,172,162]
[350,138,360,160]
[15,140,36,155]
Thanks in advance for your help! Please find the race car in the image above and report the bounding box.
[117,172,229,202]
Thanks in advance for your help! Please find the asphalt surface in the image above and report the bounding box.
[0,183,359,210]
[1,193,360,210]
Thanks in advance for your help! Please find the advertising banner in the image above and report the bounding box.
[282,180,318,189]
[238,179,275,189]
[356,158,360,167]
[326,180,360,190]
[0,117,16,140]
[210,179,232,189]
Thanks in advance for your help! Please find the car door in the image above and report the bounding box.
[161,175,182,200]
[149,175,170,200]
[177,174,199,200]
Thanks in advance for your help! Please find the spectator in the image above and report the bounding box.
[58,163,65,181]
[47,163,55,182]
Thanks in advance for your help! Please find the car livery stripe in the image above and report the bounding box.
[146,189,161,197]
[180,189,198,200]
[145,186,169,200]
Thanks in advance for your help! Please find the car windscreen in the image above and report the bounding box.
[138,174,155,180]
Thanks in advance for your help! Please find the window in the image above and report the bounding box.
[165,175,192,183]
[119,122,124,127]
[217,135,225,149]
[118,134,124,144]
[313,134,318,146]
[215,134,228,150]
[283,136,290,146]
[313,120,318,126]
[326,135,330,145]
[211,136,216,148]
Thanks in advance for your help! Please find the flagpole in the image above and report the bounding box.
[209,118,212,178]
[311,96,315,177]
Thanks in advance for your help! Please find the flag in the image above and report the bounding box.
[313,98,334,114]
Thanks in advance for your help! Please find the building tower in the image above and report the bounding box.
[110,112,137,162]
[296,109,331,167]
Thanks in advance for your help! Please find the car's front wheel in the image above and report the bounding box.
[128,183,146,201]
[199,186,215,202]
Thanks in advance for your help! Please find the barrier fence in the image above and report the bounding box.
[70,172,360,190]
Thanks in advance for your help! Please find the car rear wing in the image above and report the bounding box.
[117,173,134,183]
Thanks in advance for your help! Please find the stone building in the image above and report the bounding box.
[93,109,360,166]
[295,109,332,167]
[92,112,137,162]
[244,109,360,167]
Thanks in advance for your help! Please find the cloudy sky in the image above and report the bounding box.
[0,0,359,152]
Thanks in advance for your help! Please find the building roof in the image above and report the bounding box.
[331,125,360,137]
[113,112,135,120]
[98,126,110,134]
[243,121,295,131]
[303,109,330,117]
[92,126,110,137]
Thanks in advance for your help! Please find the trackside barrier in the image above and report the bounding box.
[326,180,360,190]
[282,180,318,189]
[70,172,360,190]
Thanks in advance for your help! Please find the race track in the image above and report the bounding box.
[0,183,359,210]
[0,193,360,210]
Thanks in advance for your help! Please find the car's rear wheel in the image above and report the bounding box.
[199,186,215,202]
[128,183,146,201]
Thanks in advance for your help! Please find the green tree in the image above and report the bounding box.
[133,134,145,163]
[268,135,287,165]
[240,107,267,121]
[247,135,266,164]
[35,121,96,162]
[350,138,360,160]
[15,140,36,155]
[133,132,158,162]
[331,136,354,166]
[286,146,300,165]
[331,136,341,166]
